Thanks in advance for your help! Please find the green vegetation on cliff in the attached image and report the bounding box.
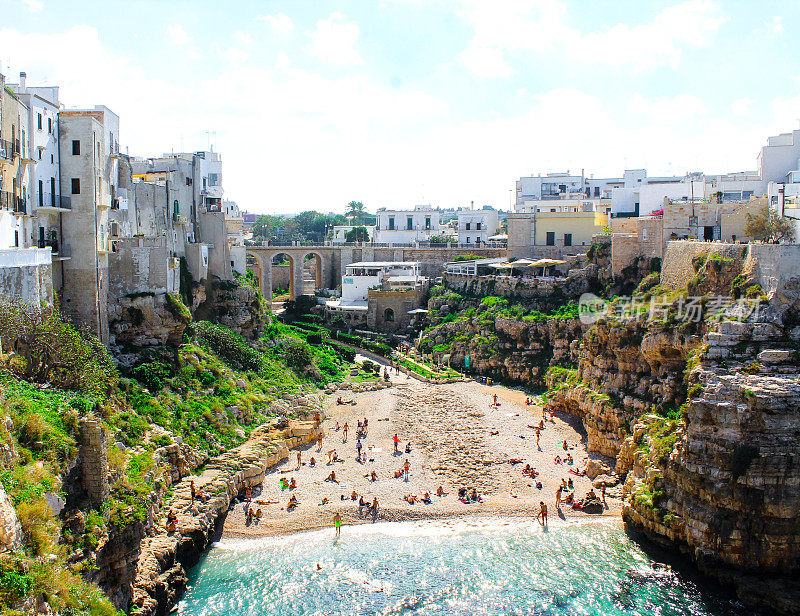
[0,290,373,614]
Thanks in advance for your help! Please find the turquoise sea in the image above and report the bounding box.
[178,518,756,616]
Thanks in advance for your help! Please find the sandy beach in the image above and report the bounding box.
[222,362,621,538]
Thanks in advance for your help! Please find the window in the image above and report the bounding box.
[48,117,52,134]
[14,231,18,247]
[564,233,572,247]
[50,154,53,164]
[38,150,41,160]
[546,231,555,246]
[465,222,471,230]
[38,180,43,207]
[388,216,395,230]
[50,178,55,205]
[407,216,413,230]
[209,173,220,186]
[384,308,394,322]
[71,140,80,155]
[203,177,207,189]
[71,178,80,194]
[37,114,42,130]
[476,222,481,230]
[186,177,192,186]
[425,216,431,229]
[642,229,648,241]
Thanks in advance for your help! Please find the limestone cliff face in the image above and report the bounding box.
[542,308,800,613]
[193,278,266,340]
[109,293,189,351]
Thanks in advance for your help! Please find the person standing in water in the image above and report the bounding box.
[537,501,548,527]
[333,512,342,538]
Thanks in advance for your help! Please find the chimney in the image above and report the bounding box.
[19,72,26,91]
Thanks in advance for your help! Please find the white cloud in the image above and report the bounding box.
[772,16,784,34]
[458,0,728,77]
[627,93,706,125]
[308,12,363,66]
[731,97,754,116]
[22,0,43,12]
[166,24,200,58]
[258,12,294,37]
[459,46,513,79]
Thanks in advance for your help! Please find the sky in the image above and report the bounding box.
[1,0,799,216]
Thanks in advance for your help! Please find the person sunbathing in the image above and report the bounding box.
[508,458,523,464]
[422,492,432,504]
[436,486,448,497]
[326,471,339,483]
[554,456,562,464]
[279,477,289,490]
[351,490,358,501]
[566,453,574,465]
[490,430,499,436]
[287,495,298,510]
[289,478,297,490]
[370,470,377,482]
[394,468,404,479]
[404,494,418,504]
[309,457,316,467]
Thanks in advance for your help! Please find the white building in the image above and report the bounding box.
[325,261,422,320]
[373,206,440,243]
[457,207,499,245]
[332,225,375,244]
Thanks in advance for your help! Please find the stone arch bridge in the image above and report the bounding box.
[245,244,505,306]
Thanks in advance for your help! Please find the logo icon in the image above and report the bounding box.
[578,293,609,325]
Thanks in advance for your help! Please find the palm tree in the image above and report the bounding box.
[346,201,366,224]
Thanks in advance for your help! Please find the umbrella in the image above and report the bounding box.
[529,258,566,267]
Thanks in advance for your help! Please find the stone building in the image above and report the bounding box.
[6,73,70,297]
[58,106,120,343]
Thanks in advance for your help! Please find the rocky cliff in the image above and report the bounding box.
[423,246,800,614]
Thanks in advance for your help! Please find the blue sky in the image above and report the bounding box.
[1,0,799,214]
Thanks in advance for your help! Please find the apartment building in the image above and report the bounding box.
[373,206,440,243]
[7,73,70,296]
[0,69,53,306]
[457,207,499,245]
[57,105,120,342]
[223,199,245,274]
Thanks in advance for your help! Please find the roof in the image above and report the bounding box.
[387,275,424,282]
[346,261,419,268]
[445,257,505,266]
[325,299,368,311]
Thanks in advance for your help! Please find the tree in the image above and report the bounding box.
[744,206,795,243]
[345,226,369,242]
[346,201,367,224]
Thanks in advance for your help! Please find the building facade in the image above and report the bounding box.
[374,207,441,243]
[456,207,499,245]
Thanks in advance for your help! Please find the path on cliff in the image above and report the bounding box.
[222,367,622,538]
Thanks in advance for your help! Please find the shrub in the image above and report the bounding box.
[0,299,117,395]
[284,339,313,370]
[131,361,172,392]
[195,321,263,372]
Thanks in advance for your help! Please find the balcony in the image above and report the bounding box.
[13,197,27,215]
[37,238,71,259]
[110,142,120,159]
[0,139,13,161]
[37,192,72,212]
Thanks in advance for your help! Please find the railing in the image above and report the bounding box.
[14,197,26,214]
[37,238,67,255]
[37,192,71,210]
[13,139,20,157]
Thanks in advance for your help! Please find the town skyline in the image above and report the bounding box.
[1,0,799,215]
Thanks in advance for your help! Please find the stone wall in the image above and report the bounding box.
[366,288,427,333]
[611,217,664,278]
[79,418,109,508]
[660,240,745,290]
[108,237,171,298]
[0,248,53,305]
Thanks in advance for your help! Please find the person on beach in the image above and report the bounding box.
[371,498,379,522]
[289,478,296,490]
[405,442,412,454]
[315,412,321,425]
[356,438,363,457]
[436,486,448,497]
[310,457,316,467]
[333,513,342,537]
[297,451,302,470]
[327,450,335,465]
[190,481,196,504]
[492,393,498,407]
[358,495,367,516]
[393,434,400,453]
[404,459,410,481]
[335,422,340,431]
[601,483,607,505]
[563,440,569,451]
[555,486,563,509]
[343,422,348,442]
[537,502,548,527]
[317,433,323,451]
[535,428,541,449]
